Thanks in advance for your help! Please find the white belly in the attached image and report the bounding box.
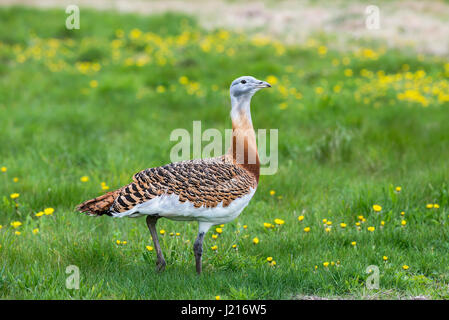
[111,188,256,225]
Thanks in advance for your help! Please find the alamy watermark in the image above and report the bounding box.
[170,121,278,175]
[365,5,380,30]
[65,265,80,290]
[366,265,379,289]
[65,5,80,30]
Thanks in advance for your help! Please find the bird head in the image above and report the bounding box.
[229,76,271,100]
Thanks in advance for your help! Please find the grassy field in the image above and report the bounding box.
[1,7,449,299]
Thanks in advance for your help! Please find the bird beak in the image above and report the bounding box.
[256,80,271,88]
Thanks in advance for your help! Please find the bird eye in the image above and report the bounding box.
[240,80,246,84]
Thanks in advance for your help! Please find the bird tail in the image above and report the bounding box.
[76,190,120,216]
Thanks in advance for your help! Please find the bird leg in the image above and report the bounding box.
[146,215,166,272]
[194,222,212,275]
[194,232,205,275]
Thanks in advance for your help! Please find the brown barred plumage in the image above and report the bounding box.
[77,155,258,216]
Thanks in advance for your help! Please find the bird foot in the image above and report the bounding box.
[156,260,166,272]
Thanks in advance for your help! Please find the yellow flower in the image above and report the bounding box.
[322,219,327,223]
[426,204,434,209]
[372,205,382,212]
[351,241,356,246]
[344,69,353,77]
[179,76,189,85]
[116,240,121,245]
[129,28,142,39]
[298,215,304,221]
[355,222,361,226]
[15,231,21,236]
[395,186,402,192]
[146,245,153,251]
[318,45,327,55]
[271,260,277,266]
[32,228,39,235]
[44,208,54,215]
[315,87,324,95]
[13,177,19,183]
[325,227,331,233]
[211,245,218,251]
[252,237,259,244]
[333,84,342,93]
[176,232,180,236]
[10,193,20,199]
[89,80,98,88]
[367,226,375,232]
[232,244,237,249]
[215,227,223,234]
[274,218,285,225]
[400,211,405,216]
[243,225,247,229]
[11,221,22,228]
[102,184,110,191]
[266,75,278,86]
[35,211,44,217]
[1,166,7,172]
[304,227,311,233]
[323,262,329,267]
[220,224,224,227]
[383,256,388,261]
[402,265,409,270]
[434,204,440,209]
[381,221,385,226]
[215,296,220,300]
[267,257,273,262]
[340,223,347,228]
[212,234,218,240]
[122,241,127,245]
[80,176,89,182]
[269,190,276,196]
[358,215,364,220]
[263,222,273,228]
[326,221,332,226]
[0,225,2,229]
[401,220,407,226]
[160,229,165,235]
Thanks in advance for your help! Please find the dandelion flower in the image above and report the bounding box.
[215,296,220,300]
[252,237,259,244]
[323,262,329,267]
[381,221,385,226]
[298,215,304,221]
[212,234,218,240]
[32,228,39,235]
[116,240,121,245]
[367,226,375,232]
[15,231,21,236]
[271,261,276,266]
[243,225,247,229]
[232,244,237,249]
[274,218,285,225]
[400,211,405,216]
[304,227,311,233]
[322,219,327,223]
[13,177,19,183]
[426,204,434,209]
[326,221,332,226]
[1,166,6,172]
[269,190,276,196]
[176,232,180,236]
[395,186,402,192]
[340,223,347,228]
[10,193,20,199]
[215,227,223,234]
[434,204,440,209]
[325,227,331,233]
[44,208,54,215]
[402,265,409,270]
[263,222,273,228]
[373,205,382,212]
[351,241,356,246]
[211,245,218,251]
[11,221,22,228]
[80,176,89,182]
[267,257,273,262]
[401,220,407,226]
[146,245,153,251]
[160,229,165,235]
[122,241,127,245]
[35,211,44,217]
[383,256,388,261]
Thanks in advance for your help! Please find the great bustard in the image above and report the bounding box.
[77,76,271,274]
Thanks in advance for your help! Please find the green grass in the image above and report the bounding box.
[1,7,449,299]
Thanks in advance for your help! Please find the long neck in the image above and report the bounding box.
[228,95,260,183]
